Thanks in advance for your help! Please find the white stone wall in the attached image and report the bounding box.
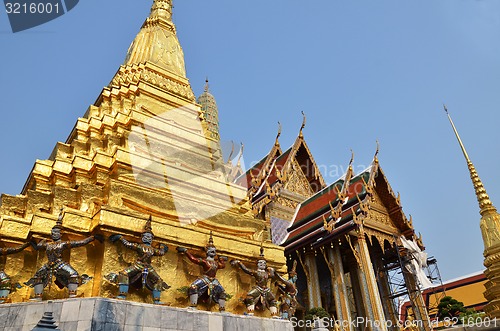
[0,298,293,331]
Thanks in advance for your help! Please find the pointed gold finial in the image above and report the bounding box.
[346,149,354,183]
[336,151,355,205]
[444,105,495,215]
[237,142,244,166]
[149,0,173,23]
[299,111,306,138]
[444,104,470,161]
[124,0,187,78]
[275,122,282,146]
[227,141,235,163]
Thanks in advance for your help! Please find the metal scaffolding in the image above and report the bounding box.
[377,242,444,331]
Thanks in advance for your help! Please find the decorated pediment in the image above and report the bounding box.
[283,159,315,198]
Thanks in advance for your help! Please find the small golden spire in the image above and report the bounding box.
[374,140,380,163]
[237,142,244,167]
[275,122,282,146]
[444,105,496,215]
[299,111,306,138]
[124,0,186,78]
[345,149,354,188]
[149,0,173,23]
[227,141,235,163]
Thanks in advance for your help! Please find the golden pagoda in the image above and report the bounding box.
[0,0,286,314]
[445,106,500,318]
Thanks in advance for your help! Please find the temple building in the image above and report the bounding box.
[0,0,440,328]
[237,122,435,330]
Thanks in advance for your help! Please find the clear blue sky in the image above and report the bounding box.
[1,0,500,282]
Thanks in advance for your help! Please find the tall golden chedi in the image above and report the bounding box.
[0,0,286,313]
[445,106,500,317]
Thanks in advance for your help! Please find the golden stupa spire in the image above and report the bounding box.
[124,0,187,78]
[149,0,174,23]
[444,105,496,215]
[445,107,500,319]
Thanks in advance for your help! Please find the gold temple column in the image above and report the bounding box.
[347,259,365,324]
[354,235,387,331]
[304,252,322,309]
[327,245,353,330]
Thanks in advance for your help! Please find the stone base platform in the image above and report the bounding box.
[0,298,293,331]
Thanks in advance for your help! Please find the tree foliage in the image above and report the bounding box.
[305,307,330,321]
[437,296,466,320]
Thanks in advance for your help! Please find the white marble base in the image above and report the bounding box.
[0,298,293,331]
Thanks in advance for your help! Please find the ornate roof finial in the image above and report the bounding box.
[275,122,282,146]
[299,111,306,138]
[444,105,496,215]
[237,142,244,166]
[343,150,354,195]
[227,140,235,163]
[374,140,380,163]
